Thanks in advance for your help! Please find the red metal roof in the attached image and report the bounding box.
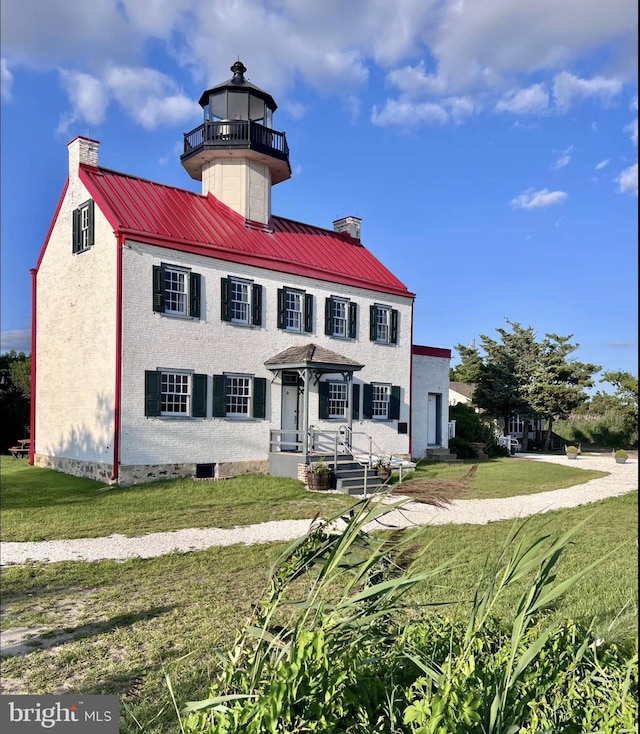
[79,164,412,298]
[412,345,451,359]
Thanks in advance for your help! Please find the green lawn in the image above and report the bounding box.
[0,459,636,734]
[1,456,608,541]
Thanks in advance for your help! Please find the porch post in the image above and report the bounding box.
[302,367,310,458]
[347,372,353,433]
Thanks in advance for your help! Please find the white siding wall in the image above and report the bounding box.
[120,242,413,466]
[35,181,116,463]
[411,352,451,458]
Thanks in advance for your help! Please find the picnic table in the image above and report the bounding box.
[9,439,30,458]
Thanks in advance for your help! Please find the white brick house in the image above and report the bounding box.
[30,61,451,486]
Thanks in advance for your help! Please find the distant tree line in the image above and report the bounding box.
[0,350,31,453]
[449,320,638,450]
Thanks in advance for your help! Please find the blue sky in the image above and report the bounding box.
[1,0,638,385]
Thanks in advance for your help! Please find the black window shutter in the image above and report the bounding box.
[212,375,227,417]
[369,305,377,341]
[277,288,286,329]
[324,297,333,336]
[86,200,95,247]
[348,302,357,339]
[319,382,330,419]
[152,266,165,313]
[252,284,262,326]
[390,386,401,420]
[221,277,231,321]
[390,309,399,344]
[253,377,266,418]
[304,293,313,332]
[192,374,207,417]
[189,273,201,318]
[72,208,81,253]
[351,383,360,420]
[363,384,373,419]
[145,371,161,417]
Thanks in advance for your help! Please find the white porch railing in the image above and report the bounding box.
[448,420,456,439]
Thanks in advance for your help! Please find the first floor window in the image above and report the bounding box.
[161,372,190,415]
[371,384,390,419]
[319,381,352,419]
[145,371,207,418]
[72,199,95,253]
[212,374,267,419]
[226,375,251,416]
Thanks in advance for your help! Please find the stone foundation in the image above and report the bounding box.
[33,454,270,486]
[34,454,115,484]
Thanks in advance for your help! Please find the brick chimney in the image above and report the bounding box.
[68,136,99,174]
[333,216,361,242]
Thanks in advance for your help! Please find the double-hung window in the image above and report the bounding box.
[221,277,263,326]
[371,384,390,419]
[145,371,207,417]
[153,264,202,318]
[363,383,401,420]
[72,200,95,254]
[369,304,398,344]
[277,288,313,332]
[325,297,357,339]
[212,374,267,419]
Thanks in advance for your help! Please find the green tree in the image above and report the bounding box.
[0,350,31,453]
[450,342,484,383]
[529,334,600,451]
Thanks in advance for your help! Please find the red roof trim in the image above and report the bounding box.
[34,178,70,272]
[412,345,451,359]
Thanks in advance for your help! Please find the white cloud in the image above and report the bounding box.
[551,145,573,170]
[1,57,14,100]
[552,71,623,111]
[57,70,109,134]
[495,84,549,114]
[595,159,610,170]
[1,0,637,130]
[510,187,568,209]
[617,163,638,196]
[371,99,448,127]
[1,329,31,354]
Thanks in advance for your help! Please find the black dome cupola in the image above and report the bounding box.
[181,60,291,187]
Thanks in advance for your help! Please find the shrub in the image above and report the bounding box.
[449,403,493,443]
[616,449,629,459]
[449,437,478,459]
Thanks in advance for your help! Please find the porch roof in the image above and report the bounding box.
[264,343,363,372]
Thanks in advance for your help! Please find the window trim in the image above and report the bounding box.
[153,264,202,319]
[325,296,357,339]
[212,373,267,419]
[370,304,398,344]
[145,370,207,418]
[221,277,263,327]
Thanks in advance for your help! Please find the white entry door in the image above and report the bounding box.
[427,393,438,446]
[281,385,299,451]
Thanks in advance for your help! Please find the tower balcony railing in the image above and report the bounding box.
[182,120,289,161]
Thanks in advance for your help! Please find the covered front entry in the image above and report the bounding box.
[265,343,363,470]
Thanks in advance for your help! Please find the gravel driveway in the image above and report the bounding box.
[1,453,636,566]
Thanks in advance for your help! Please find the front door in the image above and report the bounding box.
[281,375,300,451]
[427,393,440,446]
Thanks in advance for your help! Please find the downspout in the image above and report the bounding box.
[408,299,415,458]
[111,233,124,482]
[28,268,37,465]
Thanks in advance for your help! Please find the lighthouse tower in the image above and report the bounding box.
[181,61,291,226]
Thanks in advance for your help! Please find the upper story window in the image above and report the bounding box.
[277,288,313,332]
[369,304,398,344]
[72,200,95,254]
[145,370,207,418]
[153,265,201,318]
[325,297,357,339]
[221,277,262,327]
